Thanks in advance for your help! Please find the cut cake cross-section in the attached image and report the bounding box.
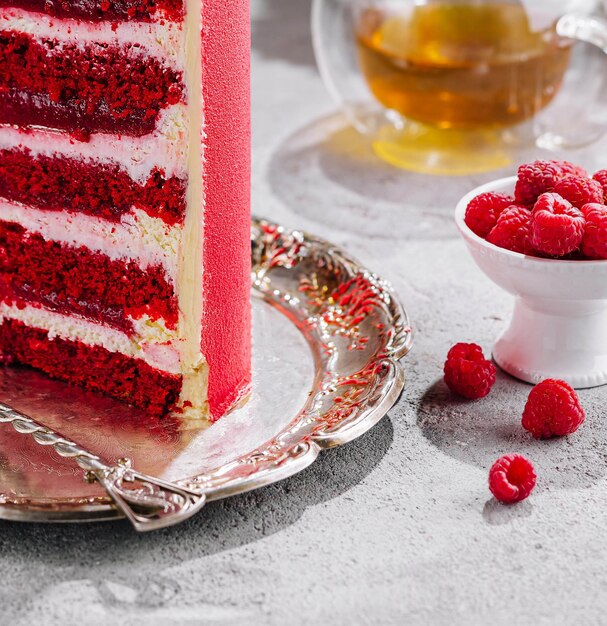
[0,0,252,421]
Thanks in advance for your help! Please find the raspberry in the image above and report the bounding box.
[530,193,585,257]
[486,206,533,254]
[554,160,588,178]
[514,160,568,205]
[464,192,516,238]
[443,343,496,399]
[592,169,607,202]
[522,379,585,439]
[553,175,603,208]
[488,454,536,504]
[581,203,607,259]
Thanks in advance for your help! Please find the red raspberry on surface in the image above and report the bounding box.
[486,206,533,254]
[592,169,607,201]
[464,192,516,238]
[514,160,568,205]
[581,203,607,259]
[553,175,603,208]
[530,192,585,257]
[522,379,585,439]
[488,454,536,504]
[443,343,496,399]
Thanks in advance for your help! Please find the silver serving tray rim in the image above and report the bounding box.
[0,217,413,523]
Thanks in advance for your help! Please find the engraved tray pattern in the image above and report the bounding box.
[0,218,412,523]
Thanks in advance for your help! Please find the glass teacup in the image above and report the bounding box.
[312,0,607,174]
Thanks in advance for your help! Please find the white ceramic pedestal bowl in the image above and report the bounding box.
[456,177,607,389]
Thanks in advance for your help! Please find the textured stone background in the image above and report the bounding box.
[2,1,607,624]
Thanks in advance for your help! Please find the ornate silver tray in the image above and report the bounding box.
[0,218,413,523]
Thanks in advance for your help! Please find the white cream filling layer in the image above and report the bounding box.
[0,7,185,69]
[0,104,188,183]
[0,200,180,282]
[0,302,181,374]
[176,0,208,416]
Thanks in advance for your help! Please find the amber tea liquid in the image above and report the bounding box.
[356,3,573,129]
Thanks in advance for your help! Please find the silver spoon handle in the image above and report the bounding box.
[0,403,206,531]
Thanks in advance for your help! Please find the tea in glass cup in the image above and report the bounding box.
[356,3,572,130]
[312,0,607,174]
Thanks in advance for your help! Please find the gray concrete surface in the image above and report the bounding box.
[2,1,607,624]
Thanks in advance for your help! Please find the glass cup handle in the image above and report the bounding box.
[538,13,607,149]
[557,13,607,53]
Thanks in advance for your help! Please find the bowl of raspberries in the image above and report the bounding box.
[455,159,607,389]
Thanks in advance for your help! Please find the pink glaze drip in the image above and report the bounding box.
[200,0,251,420]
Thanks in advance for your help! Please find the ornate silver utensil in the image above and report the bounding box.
[0,402,206,531]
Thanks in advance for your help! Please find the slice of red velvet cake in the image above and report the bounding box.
[0,0,251,421]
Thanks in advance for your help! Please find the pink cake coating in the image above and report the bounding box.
[201,0,252,420]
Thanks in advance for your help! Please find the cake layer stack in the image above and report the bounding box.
[0,0,251,420]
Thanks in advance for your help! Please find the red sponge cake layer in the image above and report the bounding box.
[0,30,184,137]
[0,221,178,328]
[2,286,136,335]
[0,319,181,415]
[0,0,184,21]
[0,149,186,225]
